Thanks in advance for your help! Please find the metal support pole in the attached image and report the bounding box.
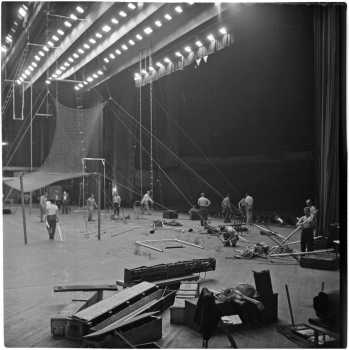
[285,284,295,327]
[29,84,33,214]
[149,52,154,200]
[103,161,106,210]
[20,174,28,245]
[97,173,101,240]
[139,51,143,200]
[82,159,85,208]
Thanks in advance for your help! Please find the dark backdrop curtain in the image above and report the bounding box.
[314,4,346,235]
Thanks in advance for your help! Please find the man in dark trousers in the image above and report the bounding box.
[46,200,59,240]
[197,193,211,226]
[297,207,315,252]
[87,194,98,222]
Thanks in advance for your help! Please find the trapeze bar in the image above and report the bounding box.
[36,113,53,117]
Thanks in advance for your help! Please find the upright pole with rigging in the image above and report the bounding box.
[139,51,143,200]
[149,50,154,200]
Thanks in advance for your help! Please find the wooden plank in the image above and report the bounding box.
[135,241,164,252]
[175,239,204,249]
[73,282,157,322]
[270,249,335,257]
[91,289,162,331]
[54,284,118,292]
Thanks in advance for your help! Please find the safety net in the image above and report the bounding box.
[4,98,105,192]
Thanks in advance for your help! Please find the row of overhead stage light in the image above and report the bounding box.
[16,5,85,85]
[74,4,189,91]
[133,26,228,82]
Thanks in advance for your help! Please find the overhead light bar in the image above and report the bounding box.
[104,57,109,63]
[70,14,78,21]
[136,34,143,40]
[115,49,122,55]
[128,3,137,10]
[128,39,135,46]
[174,6,183,13]
[43,45,49,52]
[48,40,54,47]
[68,57,74,62]
[89,38,96,44]
[109,53,116,59]
[111,18,119,24]
[84,43,90,49]
[96,32,103,38]
[64,21,72,28]
[121,44,128,51]
[52,35,59,42]
[76,6,84,14]
[38,50,45,56]
[73,53,79,58]
[57,29,65,36]
[155,20,162,27]
[78,48,84,54]
[102,25,111,32]
[119,10,127,17]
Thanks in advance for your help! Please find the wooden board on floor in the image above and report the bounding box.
[54,284,119,292]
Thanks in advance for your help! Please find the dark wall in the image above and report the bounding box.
[101,4,316,213]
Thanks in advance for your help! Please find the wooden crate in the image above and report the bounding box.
[51,291,100,338]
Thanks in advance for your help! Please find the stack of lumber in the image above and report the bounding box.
[123,258,216,287]
[51,282,176,347]
[170,281,200,325]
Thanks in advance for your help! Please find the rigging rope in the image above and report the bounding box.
[109,102,193,208]
[110,97,225,199]
[154,97,241,197]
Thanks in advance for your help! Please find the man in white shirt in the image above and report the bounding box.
[197,193,211,226]
[141,190,153,215]
[46,200,59,239]
[244,193,254,224]
[39,192,47,222]
[87,194,98,221]
[221,194,232,223]
[297,207,315,252]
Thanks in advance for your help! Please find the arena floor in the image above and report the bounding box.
[3,206,340,348]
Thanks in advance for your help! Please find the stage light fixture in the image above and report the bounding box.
[144,27,153,35]
[56,69,62,75]
[42,45,49,52]
[96,32,103,38]
[121,44,128,51]
[136,34,143,40]
[45,80,51,84]
[52,35,59,42]
[175,51,182,57]
[149,66,155,72]
[164,57,171,64]
[48,40,54,47]
[164,13,172,21]
[175,6,183,13]
[128,3,136,10]
[129,39,135,46]
[89,38,96,44]
[156,62,164,68]
[79,83,84,88]
[32,62,38,67]
[68,57,74,62]
[70,14,78,21]
[219,27,227,35]
[84,43,90,49]
[52,74,57,78]
[109,53,116,59]
[141,69,148,75]
[155,20,162,27]
[28,66,34,71]
[104,57,110,63]
[87,76,93,82]
[35,55,40,61]
[1,46,7,53]
[102,25,111,32]
[97,70,103,75]
[93,73,98,78]
[134,73,141,80]
[57,29,65,36]
[38,50,45,56]
[115,49,122,55]
[74,86,79,90]
[18,7,27,18]
[184,46,192,53]
[73,53,79,58]
[16,79,21,85]
[207,33,215,41]
[78,48,84,54]
[25,69,30,75]
[64,62,70,67]
[83,81,88,85]
[60,65,66,71]
[195,40,203,47]
[119,11,127,17]
[76,6,84,14]
[64,21,72,28]
[5,35,12,44]
[111,18,119,24]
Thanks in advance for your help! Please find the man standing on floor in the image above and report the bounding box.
[245,193,254,224]
[87,194,98,222]
[221,194,232,223]
[62,190,70,214]
[141,190,154,215]
[46,200,59,240]
[198,193,211,227]
[39,192,47,223]
[297,206,315,252]
[112,192,121,218]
